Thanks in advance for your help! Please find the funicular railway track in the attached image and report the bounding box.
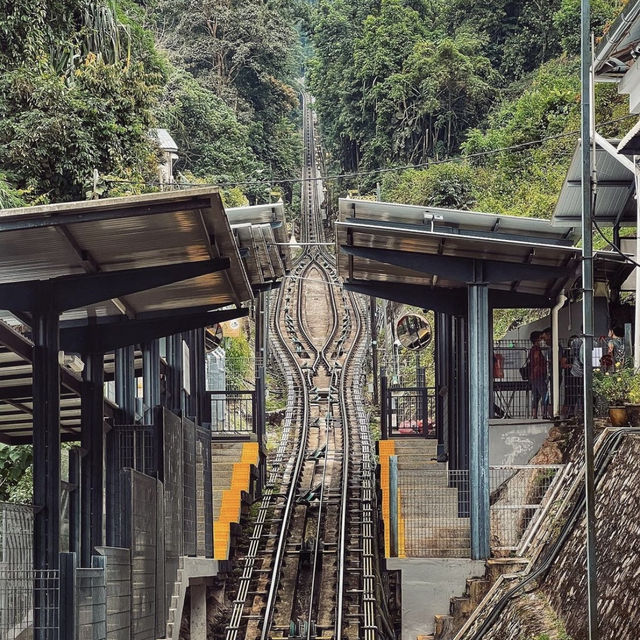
[223,93,382,640]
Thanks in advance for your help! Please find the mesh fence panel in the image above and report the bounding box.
[0,569,59,640]
[394,465,564,557]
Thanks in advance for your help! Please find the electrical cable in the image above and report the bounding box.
[102,114,638,191]
[592,217,640,269]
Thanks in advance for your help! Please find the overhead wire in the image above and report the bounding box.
[103,114,638,191]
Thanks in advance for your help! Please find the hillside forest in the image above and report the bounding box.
[310,0,631,219]
[0,0,634,497]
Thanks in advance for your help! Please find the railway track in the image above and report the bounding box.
[223,92,386,640]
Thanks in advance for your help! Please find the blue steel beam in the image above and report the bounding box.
[343,279,553,311]
[59,307,248,353]
[0,258,230,312]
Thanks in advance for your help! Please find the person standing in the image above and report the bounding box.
[569,334,584,418]
[529,331,548,419]
[607,326,625,370]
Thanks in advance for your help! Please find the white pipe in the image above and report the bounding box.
[552,291,568,417]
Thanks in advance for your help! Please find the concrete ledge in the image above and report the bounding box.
[169,557,221,640]
[386,557,485,637]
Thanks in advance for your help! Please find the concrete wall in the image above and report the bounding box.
[489,419,553,466]
[386,558,485,636]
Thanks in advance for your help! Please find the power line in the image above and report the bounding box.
[104,114,638,191]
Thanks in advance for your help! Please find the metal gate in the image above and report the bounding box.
[382,383,436,439]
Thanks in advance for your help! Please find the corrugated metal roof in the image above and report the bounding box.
[0,188,253,320]
[227,202,292,285]
[593,0,640,78]
[552,141,635,227]
[336,204,632,304]
[341,199,576,245]
[152,128,179,153]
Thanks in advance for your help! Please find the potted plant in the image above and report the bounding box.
[592,365,635,427]
[626,370,640,427]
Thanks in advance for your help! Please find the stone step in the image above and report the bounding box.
[392,439,438,451]
[404,548,470,559]
[433,614,454,638]
[466,577,491,603]
[397,485,460,495]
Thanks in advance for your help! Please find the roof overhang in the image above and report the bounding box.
[552,139,636,227]
[227,202,292,288]
[0,188,253,323]
[336,200,632,313]
[593,0,640,80]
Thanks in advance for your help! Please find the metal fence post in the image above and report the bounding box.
[422,386,429,440]
[59,552,77,640]
[389,456,399,557]
[380,369,388,440]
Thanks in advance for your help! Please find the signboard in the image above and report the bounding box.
[221,318,242,338]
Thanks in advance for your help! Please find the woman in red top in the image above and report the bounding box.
[528,331,548,419]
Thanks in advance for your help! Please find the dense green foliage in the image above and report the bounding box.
[0,0,163,203]
[0,0,304,205]
[310,0,629,219]
[0,444,32,503]
[147,0,304,202]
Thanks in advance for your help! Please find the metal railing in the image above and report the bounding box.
[493,339,568,419]
[490,464,564,552]
[0,569,59,640]
[381,376,437,439]
[391,464,564,557]
[206,390,257,436]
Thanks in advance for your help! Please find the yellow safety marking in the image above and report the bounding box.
[213,443,261,559]
[378,440,395,558]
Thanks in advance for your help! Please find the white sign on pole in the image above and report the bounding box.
[182,340,191,394]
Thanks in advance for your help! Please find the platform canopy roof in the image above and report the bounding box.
[0,187,255,323]
[226,202,292,288]
[552,140,636,228]
[336,199,632,313]
[593,0,640,79]
[0,188,292,443]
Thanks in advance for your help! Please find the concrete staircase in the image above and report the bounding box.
[380,439,471,558]
[212,441,259,559]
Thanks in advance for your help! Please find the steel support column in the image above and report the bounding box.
[371,297,379,405]
[468,268,490,560]
[435,313,451,458]
[142,339,161,424]
[33,307,61,572]
[115,345,135,423]
[380,369,389,440]
[581,0,598,634]
[166,334,183,415]
[454,317,468,473]
[255,291,266,369]
[80,351,105,567]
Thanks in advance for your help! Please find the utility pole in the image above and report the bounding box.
[581,0,598,637]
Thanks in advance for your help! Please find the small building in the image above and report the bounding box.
[151,128,179,186]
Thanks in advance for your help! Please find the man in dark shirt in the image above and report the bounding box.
[529,331,548,419]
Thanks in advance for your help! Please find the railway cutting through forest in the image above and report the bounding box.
[221,94,388,640]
